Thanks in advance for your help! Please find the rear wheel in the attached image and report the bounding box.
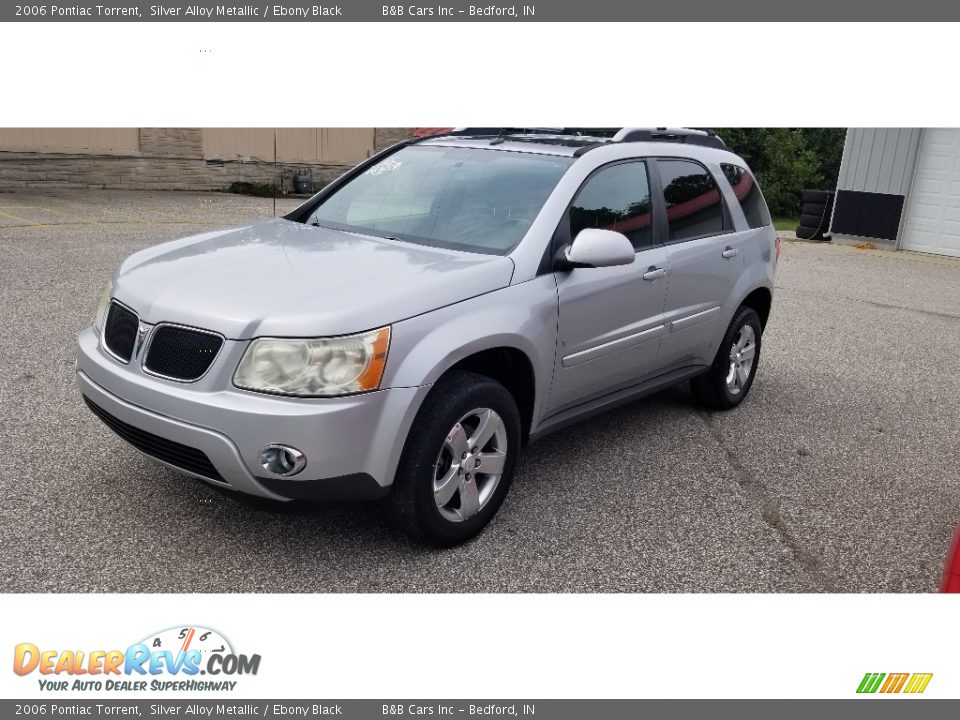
[691,307,762,410]
[390,371,521,547]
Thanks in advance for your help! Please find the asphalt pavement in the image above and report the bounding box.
[1,188,958,592]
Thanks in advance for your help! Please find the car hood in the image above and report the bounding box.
[113,219,515,338]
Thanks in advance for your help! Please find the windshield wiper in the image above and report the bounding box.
[307,219,406,244]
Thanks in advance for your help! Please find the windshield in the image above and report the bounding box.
[306,145,574,254]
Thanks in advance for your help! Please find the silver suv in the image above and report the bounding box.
[77,128,778,546]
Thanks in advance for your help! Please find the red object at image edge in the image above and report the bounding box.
[941,526,960,592]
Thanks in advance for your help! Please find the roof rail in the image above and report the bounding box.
[612,127,726,149]
[417,127,727,150]
[447,127,591,137]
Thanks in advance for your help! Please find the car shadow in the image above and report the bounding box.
[189,384,697,542]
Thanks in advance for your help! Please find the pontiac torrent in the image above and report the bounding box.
[77,128,777,546]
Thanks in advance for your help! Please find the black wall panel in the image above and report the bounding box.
[831,190,905,241]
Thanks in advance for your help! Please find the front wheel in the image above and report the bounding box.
[690,306,762,410]
[390,371,521,547]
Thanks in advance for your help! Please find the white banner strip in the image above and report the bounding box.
[1,594,954,699]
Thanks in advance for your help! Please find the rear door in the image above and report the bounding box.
[655,158,745,369]
[545,160,670,414]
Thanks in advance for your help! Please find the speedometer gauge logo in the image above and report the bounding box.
[140,626,234,659]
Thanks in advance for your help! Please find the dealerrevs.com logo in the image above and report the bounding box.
[13,626,261,692]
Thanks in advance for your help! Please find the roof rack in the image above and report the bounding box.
[445,127,598,138]
[611,128,726,149]
[428,127,725,149]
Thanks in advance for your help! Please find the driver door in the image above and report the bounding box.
[545,160,670,414]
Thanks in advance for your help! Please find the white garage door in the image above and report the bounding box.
[900,129,960,257]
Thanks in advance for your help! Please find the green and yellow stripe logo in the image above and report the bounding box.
[857,672,933,694]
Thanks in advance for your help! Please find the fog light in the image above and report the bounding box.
[259,444,306,477]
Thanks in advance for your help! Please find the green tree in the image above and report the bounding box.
[714,128,846,218]
[801,128,846,190]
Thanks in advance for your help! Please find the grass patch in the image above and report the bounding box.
[773,217,799,232]
[226,181,278,198]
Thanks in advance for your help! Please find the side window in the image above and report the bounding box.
[721,163,772,230]
[569,161,653,250]
[657,160,727,242]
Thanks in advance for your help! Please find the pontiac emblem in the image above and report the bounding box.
[134,325,149,357]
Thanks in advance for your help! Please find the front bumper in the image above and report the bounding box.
[76,327,429,501]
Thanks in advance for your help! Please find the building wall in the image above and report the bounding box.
[374,128,417,152]
[202,128,376,164]
[0,128,413,193]
[836,128,921,195]
[0,128,141,155]
[140,128,203,158]
[831,128,922,248]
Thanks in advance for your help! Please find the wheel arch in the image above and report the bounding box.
[739,286,773,330]
[442,346,537,445]
[378,339,542,500]
[383,278,560,450]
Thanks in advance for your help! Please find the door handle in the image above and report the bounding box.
[721,246,739,259]
[642,266,668,281]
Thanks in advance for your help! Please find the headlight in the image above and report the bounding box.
[93,280,113,334]
[233,327,391,397]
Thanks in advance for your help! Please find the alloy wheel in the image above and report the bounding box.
[432,408,508,522]
[726,324,757,395]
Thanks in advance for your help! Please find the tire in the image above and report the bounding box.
[802,189,831,204]
[800,213,827,228]
[690,307,762,410]
[390,370,521,547]
[801,201,826,217]
[795,225,821,240]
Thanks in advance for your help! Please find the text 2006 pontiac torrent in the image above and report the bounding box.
[77,128,778,546]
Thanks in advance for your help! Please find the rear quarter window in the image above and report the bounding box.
[657,159,728,242]
[721,163,772,230]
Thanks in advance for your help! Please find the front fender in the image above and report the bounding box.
[382,275,559,428]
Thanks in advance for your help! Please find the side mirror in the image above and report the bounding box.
[560,229,635,269]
